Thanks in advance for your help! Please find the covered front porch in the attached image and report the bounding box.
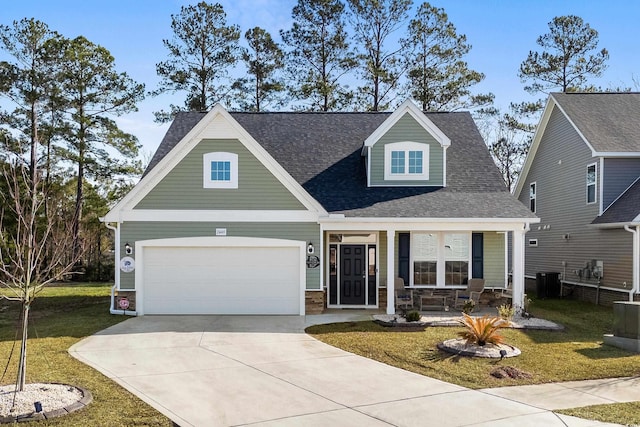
[320,219,533,315]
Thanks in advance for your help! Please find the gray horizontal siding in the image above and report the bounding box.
[518,106,632,289]
[119,222,320,291]
[603,158,640,209]
[136,139,306,210]
[370,114,444,186]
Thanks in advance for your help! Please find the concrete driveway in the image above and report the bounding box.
[70,315,616,427]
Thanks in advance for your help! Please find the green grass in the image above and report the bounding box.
[557,401,640,426]
[306,298,640,389]
[0,283,172,426]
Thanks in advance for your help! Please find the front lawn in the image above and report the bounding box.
[306,298,640,389]
[0,283,172,426]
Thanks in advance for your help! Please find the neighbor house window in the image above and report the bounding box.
[586,163,597,204]
[384,141,429,180]
[529,182,536,212]
[203,152,238,189]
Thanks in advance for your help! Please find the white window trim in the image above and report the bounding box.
[409,231,471,288]
[384,141,429,181]
[203,152,238,189]
[529,182,537,213]
[586,162,597,205]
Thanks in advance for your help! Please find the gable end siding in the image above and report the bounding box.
[135,139,307,210]
[518,106,632,289]
[369,114,444,186]
[603,158,640,209]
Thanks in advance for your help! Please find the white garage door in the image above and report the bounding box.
[140,240,303,315]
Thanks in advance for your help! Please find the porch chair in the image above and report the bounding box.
[454,278,485,309]
[394,278,414,310]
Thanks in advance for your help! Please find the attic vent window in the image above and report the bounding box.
[203,152,238,189]
[384,141,429,181]
[211,161,231,182]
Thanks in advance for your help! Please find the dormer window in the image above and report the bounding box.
[384,141,429,180]
[203,152,238,188]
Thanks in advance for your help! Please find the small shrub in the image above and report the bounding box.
[462,299,475,314]
[404,310,421,322]
[497,304,515,321]
[457,313,507,346]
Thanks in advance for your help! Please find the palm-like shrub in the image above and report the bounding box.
[457,313,507,346]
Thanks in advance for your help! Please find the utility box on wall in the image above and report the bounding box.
[603,301,640,353]
[536,272,560,298]
[613,301,640,339]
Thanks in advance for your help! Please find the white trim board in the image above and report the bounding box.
[117,209,320,222]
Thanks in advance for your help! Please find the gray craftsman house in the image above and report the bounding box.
[102,100,537,316]
[514,93,640,304]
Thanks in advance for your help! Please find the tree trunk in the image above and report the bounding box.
[17,302,29,391]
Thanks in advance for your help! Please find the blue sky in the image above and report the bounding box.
[1,0,638,155]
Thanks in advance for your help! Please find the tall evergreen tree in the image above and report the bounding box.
[403,2,492,111]
[0,18,60,188]
[493,15,608,188]
[348,0,412,111]
[281,0,357,111]
[54,36,144,261]
[519,15,609,94]
[233,27,286,112]
[154,1,241,122]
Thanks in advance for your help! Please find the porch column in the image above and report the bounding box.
[511,228,526,311]
[386,229,396,315]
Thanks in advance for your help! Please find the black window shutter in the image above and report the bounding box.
[472,232,484,278]
[398,233,410,285]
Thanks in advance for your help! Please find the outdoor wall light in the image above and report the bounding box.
[307,242,315,254]
[124,242,133,255]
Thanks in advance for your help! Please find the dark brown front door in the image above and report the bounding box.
[340,245,366,305]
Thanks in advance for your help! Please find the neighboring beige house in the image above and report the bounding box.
[515,93,640,304]
[103,100,537,316]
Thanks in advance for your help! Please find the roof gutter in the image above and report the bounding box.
[319,216,540,224]
[624,225,639,301]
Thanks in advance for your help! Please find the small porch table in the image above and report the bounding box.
[420,294,448,311]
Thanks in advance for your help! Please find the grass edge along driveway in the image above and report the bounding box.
[307,298,640,426]
[0,283,173,427]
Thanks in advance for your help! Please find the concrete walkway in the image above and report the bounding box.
[69,312,633,427]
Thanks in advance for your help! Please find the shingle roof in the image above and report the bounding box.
[145,110,536,220]
[592,178,640,225]
[552,92,640,153]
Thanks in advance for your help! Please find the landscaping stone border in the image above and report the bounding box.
[438,338,521,358]
[0,385,92,424]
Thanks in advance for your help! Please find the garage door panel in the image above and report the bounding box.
[142,244,301,315]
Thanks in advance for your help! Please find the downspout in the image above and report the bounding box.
[624,225,639,301]
[104,221,137,316]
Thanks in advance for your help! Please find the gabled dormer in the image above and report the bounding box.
[361,100,451,187]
